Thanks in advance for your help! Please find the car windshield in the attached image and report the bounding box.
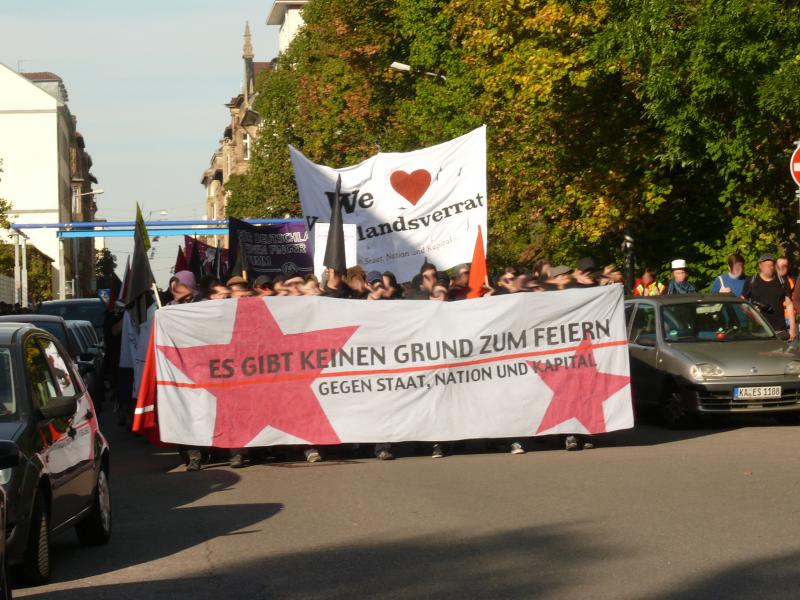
[662,302,775,342]
[39,302,105,329]
[0,348,16,420]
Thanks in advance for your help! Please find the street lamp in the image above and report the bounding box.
[389,61,446,82]
[146,210,168,221]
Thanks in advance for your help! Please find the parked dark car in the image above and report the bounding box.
[0,316,99,406]
[0,441,19,600]
[625,294,800,427]
[36,299,107,341]
[0,323,111,584]
[64,321,105,407]
[0,315,77,360]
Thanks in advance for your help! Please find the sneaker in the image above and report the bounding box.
[583,441,595,450]
[376,449,394,461]
[186,457,201,472]
[431,443,444,458]
[230,453,245,469]
[565,435,580,451]
[305,448,322,463]
[510,441,525,455]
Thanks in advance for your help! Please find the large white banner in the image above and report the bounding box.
[290,126,487,282]
[153,286,633,448]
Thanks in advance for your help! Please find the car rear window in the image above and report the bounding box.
[39,302,105,329]
[0,348,16,420]
[30,321,69,348]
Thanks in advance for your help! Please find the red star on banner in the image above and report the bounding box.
[158,297,358,448]
[528,336,629,434]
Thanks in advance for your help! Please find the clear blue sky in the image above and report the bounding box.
[0,1,279,285]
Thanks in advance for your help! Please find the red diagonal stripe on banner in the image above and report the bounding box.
[156,339,628,391]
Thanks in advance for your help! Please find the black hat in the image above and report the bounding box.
[576,257,598,274]
[253,274,272,288]
[366,270,383,284]
[759,253,776,263]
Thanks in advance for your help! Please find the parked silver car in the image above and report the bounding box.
[625,294,800,427]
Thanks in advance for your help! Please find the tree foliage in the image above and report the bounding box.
[226,0,800,286]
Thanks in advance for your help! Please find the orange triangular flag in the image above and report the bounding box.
[467,226,487,299]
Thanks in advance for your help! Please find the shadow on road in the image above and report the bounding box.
[22,415,284,588]
[647,550,800,600]
[21,522,629,599]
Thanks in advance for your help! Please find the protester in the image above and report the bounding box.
[742,253,796,340]
[532,260,551,281]
[429,275,450,301]
[322,267,354,299]
[168,270,198,304]
[666,260,696,294]
[301,274,323,296]
[419,262,438,295]
[282,275,304,296]
[447,264,471,301]
[364,270,385,300]
[777,256,794,291]
[776,256,796,333]
[382,271,404,299]
[570,257,601,288]
[253,275,274,296]
[542,265,573,291]
[347,266,369,299]
[563,258,600,451]
[633,269,664,296]
[600,264,624,286]
[271,274,289,296]
[226,276,255,298]
[710,253,746,296]
[496,267,520,292]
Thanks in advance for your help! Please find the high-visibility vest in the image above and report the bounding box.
[634,281,664,296]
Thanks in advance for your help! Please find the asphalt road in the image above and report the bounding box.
[13,412,800,600]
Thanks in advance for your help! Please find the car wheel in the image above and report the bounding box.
[76,468,111,546]
[775,412,800,425]
[660,389,694,429]
[22,493,50,585]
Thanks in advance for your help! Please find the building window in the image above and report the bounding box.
[243,134,251,161]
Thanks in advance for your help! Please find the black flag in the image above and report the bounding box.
[211,241,223,280]
[228,235,250,281]
[123,204,155,327]
[323,174,346,275]
[188,237,204,280]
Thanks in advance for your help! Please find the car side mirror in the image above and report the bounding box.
[0,441,20,470]
[635,334,657,347]
[38,395,78,421]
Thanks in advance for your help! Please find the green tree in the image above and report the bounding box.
[227,0,800,286]
[94,247,117,278]
[598,0,800,282]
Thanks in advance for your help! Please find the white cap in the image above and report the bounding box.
[671,259,687,270]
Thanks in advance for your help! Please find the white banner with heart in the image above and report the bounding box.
[289,126,487,282]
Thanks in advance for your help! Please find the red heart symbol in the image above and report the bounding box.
[390,169,431,206]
